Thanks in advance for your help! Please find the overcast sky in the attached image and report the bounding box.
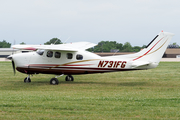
[0,0,179,46]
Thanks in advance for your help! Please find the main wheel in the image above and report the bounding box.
[65,75,74,81]
[50,78,59,85]
[24,77,31,83]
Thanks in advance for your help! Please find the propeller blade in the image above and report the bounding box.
[12,60,16,75]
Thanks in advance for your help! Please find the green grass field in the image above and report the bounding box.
[0,61,180,119]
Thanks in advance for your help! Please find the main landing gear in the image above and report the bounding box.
[50,78,59,85]
[23,74,74,85]
[65,75,74,81]
[50,75,74,85]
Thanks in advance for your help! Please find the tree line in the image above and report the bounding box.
[0,40,11,48]
[87,41,146,52]
[0,38,179,52]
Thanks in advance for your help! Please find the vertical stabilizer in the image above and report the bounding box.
[132,31,174,65]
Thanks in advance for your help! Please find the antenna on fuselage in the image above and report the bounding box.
[53,40,58,45]
[51,36,62,45]
[63,36,71,44]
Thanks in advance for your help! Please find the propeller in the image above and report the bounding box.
[7,55,16,75]
[12,60,16,75]
[9,40,16,75]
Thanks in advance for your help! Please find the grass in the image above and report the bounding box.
[0,61,180,119]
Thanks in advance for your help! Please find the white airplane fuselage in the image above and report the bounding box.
[12,49,157,75]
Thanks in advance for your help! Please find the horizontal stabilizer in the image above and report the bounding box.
[130,61,150,68]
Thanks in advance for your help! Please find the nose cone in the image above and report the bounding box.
[11,52,34,68]
[7,55,13,60]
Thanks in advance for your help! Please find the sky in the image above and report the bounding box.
[0,0,179,46]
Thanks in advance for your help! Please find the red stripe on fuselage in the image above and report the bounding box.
[62,64,93,66]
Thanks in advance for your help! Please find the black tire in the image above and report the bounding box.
[65,75,74,81]
[24,77,31,83]
[50,78,59,85]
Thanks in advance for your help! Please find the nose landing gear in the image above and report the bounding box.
[24,75,31,83]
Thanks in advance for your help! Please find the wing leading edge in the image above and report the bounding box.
[12,42,97,52]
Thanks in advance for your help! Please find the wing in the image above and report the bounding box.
[65,42,97,50]
[12,42,97,51]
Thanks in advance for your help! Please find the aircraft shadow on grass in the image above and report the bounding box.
[3,80,148,90]
[60,81,148,86]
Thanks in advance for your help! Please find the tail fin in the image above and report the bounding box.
[131,31,174,68]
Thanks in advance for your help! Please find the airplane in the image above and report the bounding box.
[7,31,174,85]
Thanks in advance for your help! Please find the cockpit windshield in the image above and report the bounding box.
[36,49,45,55]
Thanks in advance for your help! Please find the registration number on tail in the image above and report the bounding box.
[98,61,127,68]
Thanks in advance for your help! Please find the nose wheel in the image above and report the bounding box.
[24,75,31,83]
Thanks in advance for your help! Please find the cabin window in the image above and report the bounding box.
[36,49,44,55]
[76,54,83,60]
[47,51,53,57]
[67,53,73,59]
[55,52,61,58]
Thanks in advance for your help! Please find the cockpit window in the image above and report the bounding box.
[55,52,61,58]
[36,49,45,55]
[47,51,53,57]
